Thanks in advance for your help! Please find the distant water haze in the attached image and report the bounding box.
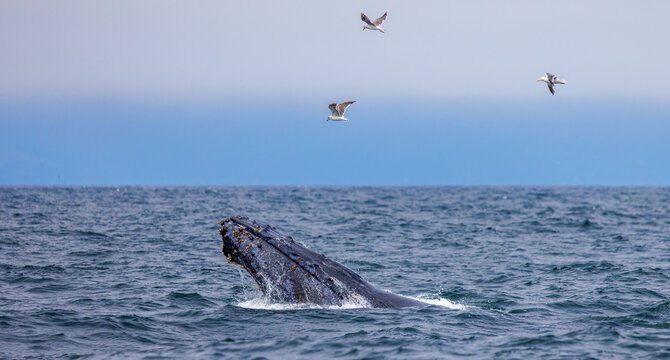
[1,100,669,186]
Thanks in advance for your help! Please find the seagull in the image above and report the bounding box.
[537,72,566,95]
[327,101,356,121]
[361,12,387,33]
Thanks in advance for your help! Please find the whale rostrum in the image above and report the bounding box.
[219,216,422,308]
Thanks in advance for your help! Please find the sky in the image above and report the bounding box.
[1,1,669,185]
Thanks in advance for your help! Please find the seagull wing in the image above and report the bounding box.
[373,12,387,26]
[547,83,555,95]
[328,103,339,116]
[361,13,374,26]
[337,101,356,116]
[546,73,556,82]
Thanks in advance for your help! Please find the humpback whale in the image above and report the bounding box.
[219,216,423,308]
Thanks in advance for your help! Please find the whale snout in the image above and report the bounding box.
[220,217,266,265]
[219,219,243,265]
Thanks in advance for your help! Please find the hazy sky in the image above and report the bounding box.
[1,0,669,102]
[1,1,669,186]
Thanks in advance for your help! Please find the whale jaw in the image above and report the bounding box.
[220,216,344,305]
[219,216,422,308]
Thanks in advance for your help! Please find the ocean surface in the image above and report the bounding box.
[1,187,669,359]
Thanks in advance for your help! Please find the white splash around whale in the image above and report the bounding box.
[410,294,467,310]
[236,296,372,310]
[235,293,466,311]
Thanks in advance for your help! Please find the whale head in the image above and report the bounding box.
[220,216,350,305]
[219,216,422,307]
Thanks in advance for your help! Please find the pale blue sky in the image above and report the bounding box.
[1,1,669,185]
[1,0,669,102]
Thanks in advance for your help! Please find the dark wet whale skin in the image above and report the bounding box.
[220,216,422,308]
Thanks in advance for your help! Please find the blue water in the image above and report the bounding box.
[1,187,669,359]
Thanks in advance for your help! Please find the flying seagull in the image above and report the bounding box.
[361,12,387,33]
[327,101,356,121]
[537,72,566,95]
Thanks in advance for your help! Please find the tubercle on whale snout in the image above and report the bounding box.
[219,219,245,266]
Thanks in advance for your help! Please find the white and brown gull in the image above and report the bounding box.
[361,12,387,33]
[327,101,356,122]
[537,72,566,95]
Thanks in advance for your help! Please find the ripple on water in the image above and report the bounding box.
[167,292,216,308]
[1,186,670,359]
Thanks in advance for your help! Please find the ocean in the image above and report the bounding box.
[1,187,669,359]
